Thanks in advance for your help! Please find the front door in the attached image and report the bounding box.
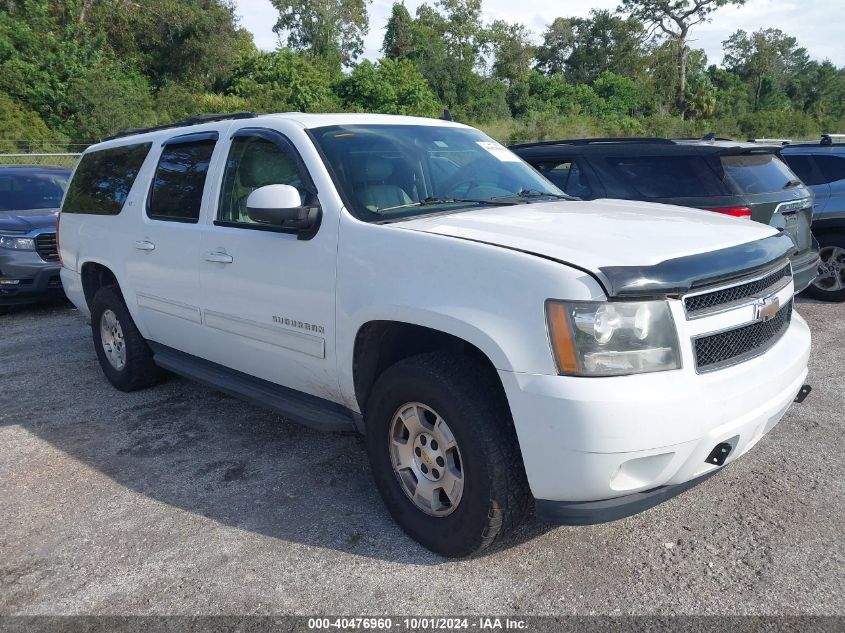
[197,126,341,402]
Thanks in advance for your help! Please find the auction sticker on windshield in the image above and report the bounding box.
[476,141,521,162]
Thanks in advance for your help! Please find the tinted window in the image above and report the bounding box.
[816,155,845,184]
[63,143,151,215]
[720,154,798,194]
[0,169,69,210]
[218,136,305,225]
[148,139,216,222]
[535,161,593,198]
[781,154,826,186]
[605,156,731,198]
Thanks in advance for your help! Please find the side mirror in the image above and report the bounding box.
[246,184,319,234]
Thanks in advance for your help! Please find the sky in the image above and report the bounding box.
[233,0,845,68]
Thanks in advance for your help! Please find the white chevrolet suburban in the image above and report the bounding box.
[58,113,811,557]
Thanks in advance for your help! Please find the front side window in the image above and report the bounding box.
[63,143,151,215]
[218,135,305,225]
[781,154,826,186]
[147,137,216,223]
[311,124,565,222]
[816,155,845,184]
[535,161,593,199]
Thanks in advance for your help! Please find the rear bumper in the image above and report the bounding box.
[0,250,63,305]
[791,246,820,292]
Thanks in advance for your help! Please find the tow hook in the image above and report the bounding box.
[794,384,812,404]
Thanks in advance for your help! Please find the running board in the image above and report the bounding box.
[149,343,356,433]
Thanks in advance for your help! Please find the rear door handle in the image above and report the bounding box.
[204,251,233,264]
[134,240,155,251]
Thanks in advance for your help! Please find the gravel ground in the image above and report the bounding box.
[0,299,843,616]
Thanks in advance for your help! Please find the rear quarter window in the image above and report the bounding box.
[62,143,152,215]
[605,155,730,198]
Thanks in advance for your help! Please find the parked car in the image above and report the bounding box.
[59,113,811,557]
[511,137,820,295]
[0,165,71,314]
[781,134,845,301]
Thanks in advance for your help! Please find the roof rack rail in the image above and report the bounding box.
[821,133,845,146]
[106,112,258,141]
[510,137,675,149]
[748,138,792,145]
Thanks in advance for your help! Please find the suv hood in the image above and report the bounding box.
[396,198,777,270]
[0,208,60,233]
[396,198,791,296]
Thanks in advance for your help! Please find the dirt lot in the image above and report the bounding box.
[0,299,843,615]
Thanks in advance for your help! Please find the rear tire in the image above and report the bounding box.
[804,232,845,302]
[365,351,531,558]
[90,285,160,392]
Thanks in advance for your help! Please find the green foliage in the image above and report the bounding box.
[0,91,63,152]
[228,50,340,112]
[383,3,414,60]
[270,0,371,68]
[337,58,442,117]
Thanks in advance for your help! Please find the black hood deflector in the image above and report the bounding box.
[600,233,796,298]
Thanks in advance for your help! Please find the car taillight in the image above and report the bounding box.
[56,212,63,267]
[705,206,753,219]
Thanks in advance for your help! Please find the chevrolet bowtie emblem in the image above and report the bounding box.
[754,296,780,322]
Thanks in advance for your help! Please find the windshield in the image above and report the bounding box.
[311,124,566,222]
[0,169,70,211]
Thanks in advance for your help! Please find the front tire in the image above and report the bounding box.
[90,285,160,392]
[804,232,845,302]
[365,352,531,557]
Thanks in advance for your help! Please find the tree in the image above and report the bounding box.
[534,18,575,76]
[620,0,746,114]
[337,58,442,117]
[723,28,809,109]
[270,0,371,67]
[383,2,414,60]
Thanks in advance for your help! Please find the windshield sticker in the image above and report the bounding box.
[476,141,520,162]
[433,140,448,147]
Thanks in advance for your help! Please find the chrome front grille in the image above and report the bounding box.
[693,300,793,372]
[35,232,59,262]
[683,263,791,318]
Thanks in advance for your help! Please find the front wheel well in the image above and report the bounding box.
[352,321,508,416]
[81,262,119,310]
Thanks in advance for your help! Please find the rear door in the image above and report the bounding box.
[124,131,222,354]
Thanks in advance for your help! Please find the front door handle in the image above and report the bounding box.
[134,240,156,251]
[204,251,233,264]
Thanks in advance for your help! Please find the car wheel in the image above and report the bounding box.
[804,232,845,302]
[365,351,531,558]
[90,285,160,392]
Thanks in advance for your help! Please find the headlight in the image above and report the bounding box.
[546,300,681,376]
[0,235,36,250]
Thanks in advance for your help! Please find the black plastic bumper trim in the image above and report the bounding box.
[535,469,720,526]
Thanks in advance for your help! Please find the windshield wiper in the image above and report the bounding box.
[783,179,803,189]
[490,189,571,201]
[377,197,519,213]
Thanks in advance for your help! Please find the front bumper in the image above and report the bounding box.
[500,311,811,515]
[0,249,63,306]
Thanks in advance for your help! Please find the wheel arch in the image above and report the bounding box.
[80,260,121,310]
[351,319,512,421]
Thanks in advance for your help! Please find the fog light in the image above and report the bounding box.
[0,279,20,285]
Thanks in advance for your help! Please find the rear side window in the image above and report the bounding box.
[535,160,593,198]
[720,154,798,194]
[147,136,217,223]
[781,154,826,186]
[605,156,730,198]
[62,143,151,215]
[816,155,845,184]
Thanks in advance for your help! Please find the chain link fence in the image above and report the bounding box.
[0,153,81,168]
[0,141,88,168]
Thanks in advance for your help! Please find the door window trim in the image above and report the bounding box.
[213,127,321,238]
